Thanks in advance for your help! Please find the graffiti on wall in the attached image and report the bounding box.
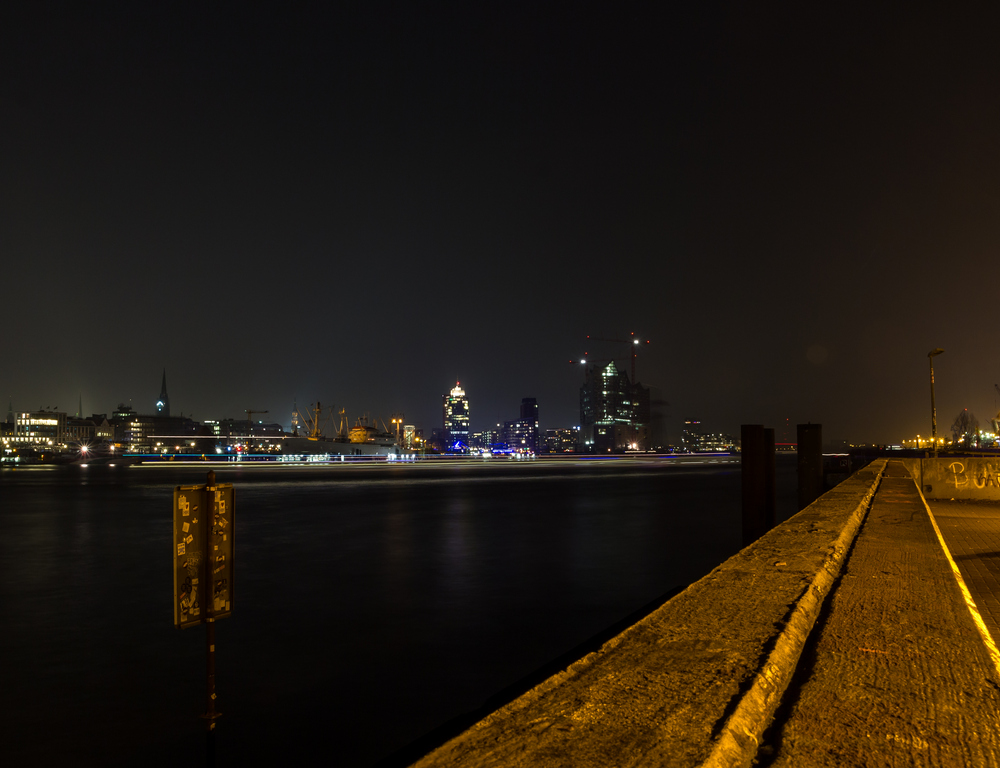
[948,461,1000,490]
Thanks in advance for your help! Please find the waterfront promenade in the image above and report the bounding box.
[412,461,1000,767]
[930,499,1000,648]
[760,466,1000,766]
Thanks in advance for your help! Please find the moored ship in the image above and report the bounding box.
[281,403,405,460]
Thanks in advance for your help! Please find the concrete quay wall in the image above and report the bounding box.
[897,457,1000,500]
[411,460,888,768]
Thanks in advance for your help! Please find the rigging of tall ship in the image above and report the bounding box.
[282,402,406,459]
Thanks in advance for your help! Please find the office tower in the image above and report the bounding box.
[503,397,540,453]
[442,382,470,450]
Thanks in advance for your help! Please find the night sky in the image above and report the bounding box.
[4,4,999,445]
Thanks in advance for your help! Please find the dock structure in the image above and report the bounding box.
[410,460,1000,767]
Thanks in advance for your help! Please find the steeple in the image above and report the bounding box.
[77,394,82,418]
[156,369,170,417]
[6,398,12,424]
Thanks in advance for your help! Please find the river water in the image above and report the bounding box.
[0,456,796,766]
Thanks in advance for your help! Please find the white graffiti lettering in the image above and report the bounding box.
[949,462,967,489]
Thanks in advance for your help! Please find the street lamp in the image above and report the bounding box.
[928,348,944,458]
[391,417,402,445]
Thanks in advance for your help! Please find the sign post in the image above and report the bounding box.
[173,470,234,762]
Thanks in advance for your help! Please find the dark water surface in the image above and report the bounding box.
[0,457,796,767]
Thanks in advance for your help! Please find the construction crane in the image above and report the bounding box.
[992,385,1000,434]
[584,332,651,384]
[245,409,268,439]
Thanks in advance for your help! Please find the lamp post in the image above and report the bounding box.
[391,417,402,446]
[928,348,944,458]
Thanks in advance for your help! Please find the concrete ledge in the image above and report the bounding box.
[411,460,888,768]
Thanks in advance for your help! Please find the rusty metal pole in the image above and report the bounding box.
[203,470,220,766]
[928,348,944,458]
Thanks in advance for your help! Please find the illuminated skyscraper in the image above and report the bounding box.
[579,361,649,452]
[442,382,470,451]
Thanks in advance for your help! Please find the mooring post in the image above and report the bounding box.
[797,423,823,511]
[742,424,765,546]
[764,427,776,530]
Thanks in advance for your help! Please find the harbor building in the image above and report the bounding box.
[543,427,580,453]
[14,410,66,449]
[109,403,202,453]
[681,420,737,453]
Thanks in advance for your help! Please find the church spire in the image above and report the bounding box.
[156,369,170,416]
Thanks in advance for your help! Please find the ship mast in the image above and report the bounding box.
[294,401,329,440]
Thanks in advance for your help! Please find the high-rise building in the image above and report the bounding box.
[503,397,540,453]
[681,420,702,452]
[156,370,170,417]
[442,382,470,451]
[521,397,538,425]
[579,361,650,452]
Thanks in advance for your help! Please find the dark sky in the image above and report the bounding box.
[3,3,999,445]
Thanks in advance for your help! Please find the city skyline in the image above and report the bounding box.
[4,6,999,445]
[5,341,1000,447]
[6,364,996,454]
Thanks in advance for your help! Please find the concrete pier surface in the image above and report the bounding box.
[928,498,1000,648]
[759,464,1000,766]
[409,461,1000,768]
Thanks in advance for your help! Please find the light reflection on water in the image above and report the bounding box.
[0,459,796,767]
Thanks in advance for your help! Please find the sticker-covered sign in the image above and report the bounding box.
[173,482,234,628]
